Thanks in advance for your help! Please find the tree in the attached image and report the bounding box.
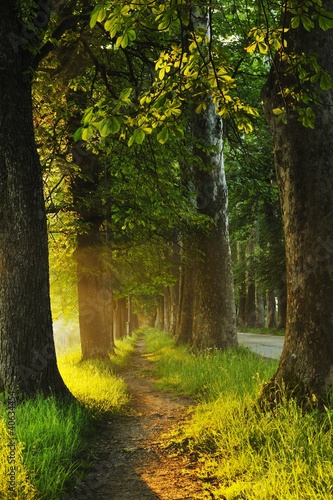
[261,0,333,404]
[0,1,69,397]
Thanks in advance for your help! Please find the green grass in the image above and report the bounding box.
[0,334,136,499]
[144,328,333,499]
[238,326,285,336]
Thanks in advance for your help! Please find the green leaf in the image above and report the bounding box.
[157,127,169,144]
[320,72,333,90]
[128,128,146,146]
[73,127,83,142]
[81,125,95,141]
[90,5,105,29]
[119,87,133,102]
[291,16,300,29]
[318,12,333,31]
[99,117,121,137]
[301,15,314,31]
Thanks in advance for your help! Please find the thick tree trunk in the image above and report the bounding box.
[262,4,333,403]
[191,102,237,349]
[76,228,114,360]
[0,4,69,397]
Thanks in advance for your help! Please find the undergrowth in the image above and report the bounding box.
[144,328,333,499]
[0,333,136,499]
[237,326,285,336]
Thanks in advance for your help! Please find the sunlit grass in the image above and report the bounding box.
[58,334,136,413]
[144,328,333,499]
[0,334,136,499]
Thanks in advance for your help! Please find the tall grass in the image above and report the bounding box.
[144,329,333,499]
[0,334,136,499]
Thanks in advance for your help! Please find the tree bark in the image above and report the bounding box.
[266,290,277,329]
[191,102,237,349]
[175,243,195,345]
[0,3,69,397]
[75,228,114,360]
[262,2,333,403]
[255,287,265,328]
[114,298,127,339]
[277,286,287,329]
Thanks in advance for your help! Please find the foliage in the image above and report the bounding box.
[0,334,135,499]
[58,335,136,413]
[145,329,333,499]
[246,0,333,127]
[77,0,260,147]
[0,396,91,500]
[0,419,36,499]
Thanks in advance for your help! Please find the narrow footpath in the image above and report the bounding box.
[62,338,206,500]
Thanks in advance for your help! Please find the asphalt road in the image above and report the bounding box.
[237,333,284,360]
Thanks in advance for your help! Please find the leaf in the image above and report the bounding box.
[291,16,300,29]
[81,125,95,141]
[128,128,146,147]
[157,127,169,144]
[99,116,121,137]
[318,13,333,31]
[301,15,314,31]
[73,127,83,141]
[320,72,333,90]
[119,87,133,101]
[90,5,103,29]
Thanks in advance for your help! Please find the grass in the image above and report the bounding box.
[144,328,333,499]
[238,326,285,336]
[0,334,136,499]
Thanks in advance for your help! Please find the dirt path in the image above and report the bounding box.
[62,337,206,500]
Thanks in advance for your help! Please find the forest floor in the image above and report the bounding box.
[62,337,207,500]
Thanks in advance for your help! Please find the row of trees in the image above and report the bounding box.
[1,0,333,405]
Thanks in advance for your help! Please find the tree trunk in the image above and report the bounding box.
[0,3,69,397]
[245,281,256,328]
[262,3,333,403]
[76,228,114,360]
[163,287,171,333]
[277,286,287,329]
[114,298,127,340]
[175,244,195,345]
[256,287,265,328]
[191,102,237,349]
[169,282,179,336]
[266,290,277,329]
[156,296,165,331]
[236,243,247,327]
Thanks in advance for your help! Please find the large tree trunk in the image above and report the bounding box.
[71,141,114,359]
[76,227,114,360]
[262,3,333,403]
[191,101,237,349]
[0,3,69,397]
